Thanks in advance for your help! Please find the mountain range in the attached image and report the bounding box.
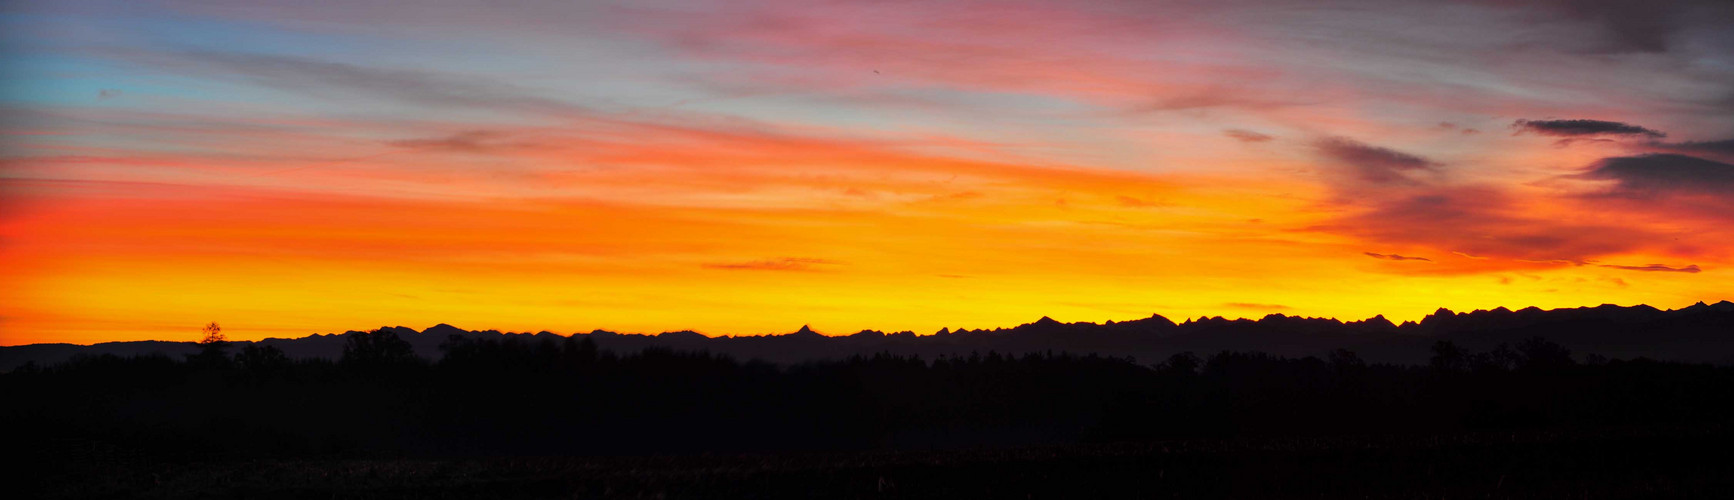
[5,302,1733,371]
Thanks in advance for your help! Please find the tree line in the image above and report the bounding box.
[5,328,1732,457]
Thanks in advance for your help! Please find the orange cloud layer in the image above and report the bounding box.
[3,114,1725,345]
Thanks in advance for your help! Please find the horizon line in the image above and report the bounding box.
[8,299,1731,348]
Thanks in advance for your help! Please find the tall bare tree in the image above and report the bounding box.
[200,322,225,345]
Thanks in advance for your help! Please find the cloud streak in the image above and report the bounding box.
[1513,119,1666,138]
[701,257,840,271]
[1364,252,1432,262]
[110,49,590,116]
[1576,154,1734,197]
[1599,263,1702,273]
[385,131,539,154]
[1655,138,1734,159]
[1223,129,1273,143]
[1224,302,1291,310]
[1116,195,1166,208]
[1315,137,1439,185]
[1320,184,1665,266]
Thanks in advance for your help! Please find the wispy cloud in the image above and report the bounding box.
[1517,259,1588,266]
[701,257,840,271]
[1328,186,1657,263]
[1115,195,1167,208]
[106,49,590,116]
[1363,252,1432,262]
[1222,129,1273,143]
[1598,263,1702,273]
[1316,137,1439,184]
[385,130,540,154]
[1225,302,1291,310]
[1655,138,1734,158]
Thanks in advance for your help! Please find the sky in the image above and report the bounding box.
[3,0,1733,345]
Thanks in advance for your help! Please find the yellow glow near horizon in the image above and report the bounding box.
[3,155,1722,345]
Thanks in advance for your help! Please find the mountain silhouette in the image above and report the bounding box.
[4,301,1732,371]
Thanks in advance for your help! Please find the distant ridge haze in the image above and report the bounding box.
[5,301,1732,371]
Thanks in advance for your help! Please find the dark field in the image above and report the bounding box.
[11,331,1734,498]
[25,426,1734,499]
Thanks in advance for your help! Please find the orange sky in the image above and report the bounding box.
[3,0,1732,345]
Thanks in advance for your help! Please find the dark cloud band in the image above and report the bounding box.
[1513,119,1665,138]
[1577,153,1734,196]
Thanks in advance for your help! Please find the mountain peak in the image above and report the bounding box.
[657,330,708,341]
[1361,314,1396,329]
[372,326,417,336]
[423,323,467,336]
[1145,313,1176,325]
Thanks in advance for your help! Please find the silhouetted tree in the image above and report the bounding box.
[561,335,600,366]
[188,322,231,367]
[1157,352,1201,376]
[1473,343,1520,372]
[1429,340,1467,373]
[1516,336,1573,371]
[1327,349,1365,371]
[342,328,418,368]
[236,344,291,371]
[201,322,225,344]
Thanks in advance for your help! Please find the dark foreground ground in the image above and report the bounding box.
[14,334,1734,498]
[23,424,1733,499]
